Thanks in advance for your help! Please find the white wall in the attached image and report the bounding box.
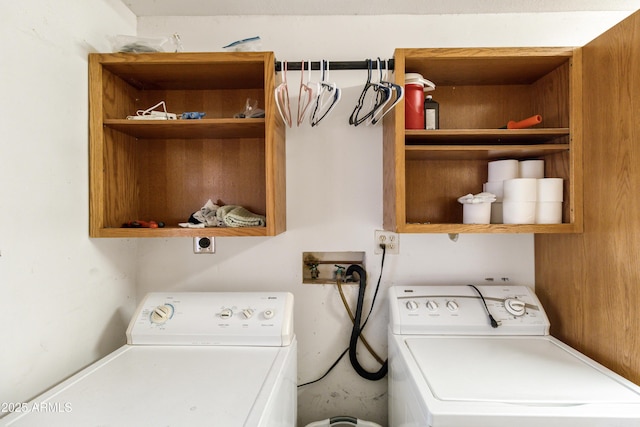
[0,0,138,407]
[136,12,631,426]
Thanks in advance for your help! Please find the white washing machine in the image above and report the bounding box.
[1,292,297,427]
[388,285,640,427]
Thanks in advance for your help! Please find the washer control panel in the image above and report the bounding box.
[389,285,550,336]
[127,292,294,346]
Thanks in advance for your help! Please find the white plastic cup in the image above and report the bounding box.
[463,202,492,224]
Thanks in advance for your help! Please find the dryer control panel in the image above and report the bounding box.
[389,285,550,336]
[126,292,294,346]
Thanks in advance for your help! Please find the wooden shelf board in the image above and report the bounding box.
[405,144,570,160]
[405,128,570,143]
[97,52,267,90]
[398,223,579,234]
[402,48,574,85]
[104,118,265,139]
[93,226,269,238]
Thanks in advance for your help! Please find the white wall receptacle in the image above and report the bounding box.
[374,230,399,254]
[193,237,215,254]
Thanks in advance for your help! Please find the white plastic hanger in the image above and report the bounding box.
[370,59,404,125]
[310,60,342,127]
[275,61,292,128]
[297,61,315,126]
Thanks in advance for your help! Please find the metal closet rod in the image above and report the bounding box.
[274,59,394,72]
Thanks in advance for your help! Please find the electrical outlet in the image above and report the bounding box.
[375,230,399,254]
[193,237,215,254]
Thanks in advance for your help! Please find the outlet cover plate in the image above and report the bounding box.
[375,230,399,254]
[193,237,215,254]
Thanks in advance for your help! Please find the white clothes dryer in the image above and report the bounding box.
[388,285,640,427]
[1,292,297,427]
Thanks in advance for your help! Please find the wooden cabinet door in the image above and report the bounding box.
[535,9,640,384]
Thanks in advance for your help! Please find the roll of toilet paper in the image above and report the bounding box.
[503,201,536,224]
[488,159,518,182]
[536,201,562,224]
[503,178,537,201]
[537,178,563,202]
[483,181,504,201]
[519,160,545,178]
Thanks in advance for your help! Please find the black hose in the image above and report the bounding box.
[346,264,388,381]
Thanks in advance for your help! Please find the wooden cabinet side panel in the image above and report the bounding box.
[382,82,399,231]
[264,52,287,236]
[383,51,406,231]
[531,61,570,128]
[101,68,139,120]
[103,128,139,227]
[89,56,105,236]
[536,10,640,384]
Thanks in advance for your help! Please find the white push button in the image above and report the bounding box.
[242,309,254,319]
[220,308,233,319]
[263,309,275,319]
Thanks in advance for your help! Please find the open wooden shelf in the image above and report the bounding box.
[104,118,265,139]
[89,52,286,238]
[93,225,269,238]
[383,47,582,234]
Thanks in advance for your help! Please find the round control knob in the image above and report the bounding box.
[446,300,459,312]
[406,300,419,311]
[426,300,439,311]
[263,309,275,319]
[220,308,233,319]
[504,298,526,317]
[151,304,174,324]
[242,308,254,319]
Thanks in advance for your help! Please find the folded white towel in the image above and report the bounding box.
[217,205,266,227]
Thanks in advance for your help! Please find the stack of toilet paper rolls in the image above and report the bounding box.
[484,159,563,224]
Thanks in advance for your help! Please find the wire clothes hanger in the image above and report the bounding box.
[273,58,401,128]
[349,59,391,126]
[369,58,403,126]
[310,60,342,127]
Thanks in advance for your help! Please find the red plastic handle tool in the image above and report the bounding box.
[506,115,542,129]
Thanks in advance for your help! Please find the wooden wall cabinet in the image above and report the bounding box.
[89,52,286,237]
[383,47,582,233]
